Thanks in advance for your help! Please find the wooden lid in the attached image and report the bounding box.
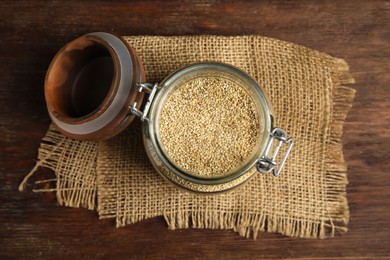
[45,32,145,140]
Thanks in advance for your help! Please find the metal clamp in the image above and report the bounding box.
[256,128,294,177]
[130,83,160,122]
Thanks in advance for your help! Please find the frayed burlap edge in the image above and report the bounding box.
[322,57,355,236]
[19,127,98,210]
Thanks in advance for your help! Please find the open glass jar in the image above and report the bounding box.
[45,32,294,193]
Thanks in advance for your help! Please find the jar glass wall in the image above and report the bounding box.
[143,63,273,193]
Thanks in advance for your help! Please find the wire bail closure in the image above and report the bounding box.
[130,83,160,122]
[257,128,294,176]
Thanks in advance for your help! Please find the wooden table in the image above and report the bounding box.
[1,1,389,259]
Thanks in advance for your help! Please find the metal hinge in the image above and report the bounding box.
[130,83,160,122]
[256,128,294,177]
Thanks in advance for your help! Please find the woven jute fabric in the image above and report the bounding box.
[20,35,355,239]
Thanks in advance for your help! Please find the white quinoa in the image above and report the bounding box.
[158,76,261,178]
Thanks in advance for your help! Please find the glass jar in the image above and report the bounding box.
[45,32,294,193]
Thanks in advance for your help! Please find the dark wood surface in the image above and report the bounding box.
[1,1,389,259]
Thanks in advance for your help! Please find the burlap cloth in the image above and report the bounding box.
[20,35,355,239]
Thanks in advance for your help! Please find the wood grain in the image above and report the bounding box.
[0,1,389,259]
